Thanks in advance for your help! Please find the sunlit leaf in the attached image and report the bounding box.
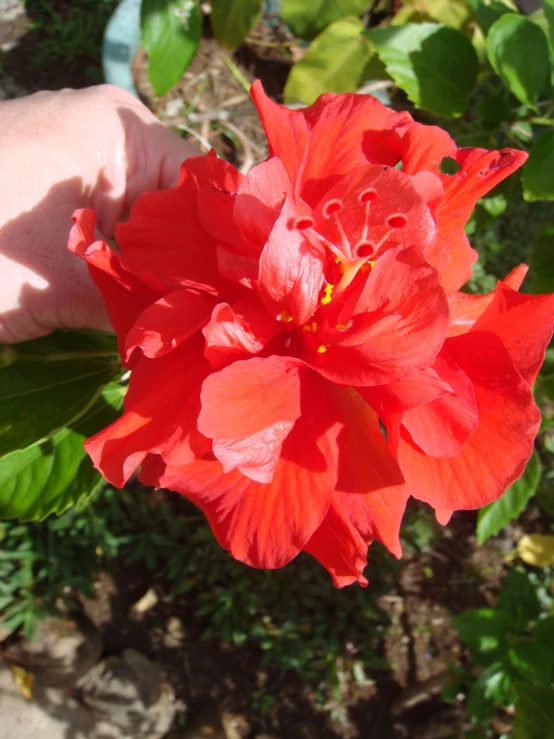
[0,331,120,458]
[285,16,372,104]
[210,0,262,49]
[523,130,554,202]
[366,23,478,117]
[518,533,554,567]
[281,0,370,41]
[487,14,550,109]
[141,0,201,95]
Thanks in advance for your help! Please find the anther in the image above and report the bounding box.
[321,283,334,305]
[359,188,377,204]
[323,199,343,218]
[278,310,294,322]
[293,216,315,231]
[386,214,407,229]
[317,344,329,354]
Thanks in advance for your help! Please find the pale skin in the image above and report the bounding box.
[0,84,198,344]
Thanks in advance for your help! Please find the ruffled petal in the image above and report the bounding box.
[360,367,452,416]
[124,288,215,362]
[258,196,325,325]
[401,123,457,175]
[69,209,164,363]
[328,385,408,558]
[198,355,304,441]
[447,265,528,338]
[85,337,211,487]
[115,155,242,294]
[251,81,412,207]
[155,374,341,569]
[307,246,449,386]
[234,157,293,249]
[402,351,478,459]
[303,501,369,588]
[398,331,540,511]
[202,296,280,368]
[430,147,528,291]
[473,282,554,386]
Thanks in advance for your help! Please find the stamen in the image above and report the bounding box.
[303,321,319,333]
[317,344,329,354]
[293,216,315,231]
[278,310,294,322]
[386,213,407,229]
[334,320,352,331]
[321,283,334,305]
[358,189,376,243]
[323,199,343,218]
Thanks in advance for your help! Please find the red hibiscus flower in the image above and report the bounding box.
[69,82,554,587]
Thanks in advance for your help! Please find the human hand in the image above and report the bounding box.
[0,84,198,343]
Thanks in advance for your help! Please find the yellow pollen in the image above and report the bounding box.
[334,322,350,331]
[370,260,376,267]
[302,321,319,333]
[317,344,328,354]
[321,284,334,305]
[278,310,294,323]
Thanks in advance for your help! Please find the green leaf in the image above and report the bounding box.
[468,0,515,33]
[487,14,550,109]
[476,450,541,545]
[366,23,478,117]
[545,0,554,47]
[498,569,541,631]
[141,0,201,96]
[523,130,554,203]
[281,0,370,41]
[468,663,513,722]
[530,223,554,293]
[513,684,554,739]
[423,0,472,28]
[285,16,372,104]
[210,0,262,49]
[509,637,553,685]
[0,331,120,458]
[451,608,512,666]
[0,428,102,522]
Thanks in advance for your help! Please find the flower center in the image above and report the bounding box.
[293,186,407,292]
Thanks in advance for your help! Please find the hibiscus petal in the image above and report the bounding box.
[251,81,412,207]
[212,420,295,483]
[258,196,325,325]
[309,246,449,386]
[430,148,527,292]
[398,331,540,511]
[303,501,369,588]
[69,209,164,363]
[327,385,408,558]
[234,157,294,249]
[124,288,215,362]
[198,355,304,441]
[401,123,457,175]
[360,368,452,416]
[85,338,210,487]
[156,375,341,568]
[402,351,478,459]
[473,282,554,386]
[202,296,280,368]
[447,265,528,338]
[311,164,436,260]
[115,155,242,294]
